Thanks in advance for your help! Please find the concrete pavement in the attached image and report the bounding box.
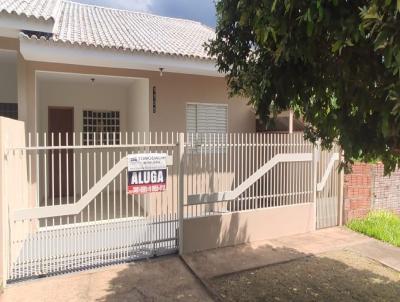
[0,256,213,302]
[182,227,400,279]
[348,239,400,272]
[1,227,399,302]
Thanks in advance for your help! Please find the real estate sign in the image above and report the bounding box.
[127,153,167,194]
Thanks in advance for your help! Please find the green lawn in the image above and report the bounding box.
[347,211,400,247]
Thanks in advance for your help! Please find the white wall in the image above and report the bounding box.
[37,80,130,134]
[35,77,151,202]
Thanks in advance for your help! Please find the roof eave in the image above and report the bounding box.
[19,34,223,77]
[0,12,54,38]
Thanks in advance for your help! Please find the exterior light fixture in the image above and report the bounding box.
[153,86,157,113]
[159,67,164,77]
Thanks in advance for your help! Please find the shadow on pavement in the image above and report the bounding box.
[95,256,213,302]
[207,245,400,302]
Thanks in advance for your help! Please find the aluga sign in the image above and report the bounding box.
[127,153,167,194]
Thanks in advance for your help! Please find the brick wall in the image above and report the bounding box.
[343,163,372,222]
[344,162,400,222]
[372,164,400,215]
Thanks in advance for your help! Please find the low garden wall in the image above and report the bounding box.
[182,203,315,253]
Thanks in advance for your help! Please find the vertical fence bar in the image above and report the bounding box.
[178,133,185,255]
[338,149,344,226]
[312,142,319,230]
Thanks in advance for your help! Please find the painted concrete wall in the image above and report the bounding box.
[0,37,18,51]
[147,72,255,133]
[17,53,27,121]
[0,117,31,286]
[128,79,150,132]
[182,203,315,253]
[37,80,130,134]
[0,59,17,103]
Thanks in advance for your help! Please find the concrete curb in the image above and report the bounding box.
[179,255,221,302]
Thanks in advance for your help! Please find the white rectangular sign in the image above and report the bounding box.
[127,153,167,194]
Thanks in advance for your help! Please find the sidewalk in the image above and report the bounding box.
[0,256,213,302]
[1,227,399,302]
[182,227,400,301]
[182,227,400,279]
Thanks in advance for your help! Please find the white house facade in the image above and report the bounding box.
[0,0,256,138]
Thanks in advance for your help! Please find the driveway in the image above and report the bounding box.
[0,256,213,302]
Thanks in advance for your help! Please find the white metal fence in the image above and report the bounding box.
[7,132,181,281]
[184,133,315,217]
[4,131,341,282]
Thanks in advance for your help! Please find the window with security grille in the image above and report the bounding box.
[0,103,18,119]
[83,110,120,145]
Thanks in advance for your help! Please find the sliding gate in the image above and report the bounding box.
[5,133,182,282]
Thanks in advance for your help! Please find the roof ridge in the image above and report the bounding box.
[62,0,213,30]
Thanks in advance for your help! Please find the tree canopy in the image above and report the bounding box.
[207,0,400,173]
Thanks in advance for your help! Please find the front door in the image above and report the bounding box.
[48,107,74,199]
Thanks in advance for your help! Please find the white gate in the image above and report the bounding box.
[5,132,182,282]
[315,145,342,229]
[3,131,342,283]
[183,133,342,230]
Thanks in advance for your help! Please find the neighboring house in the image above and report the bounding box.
[0,0,257,138]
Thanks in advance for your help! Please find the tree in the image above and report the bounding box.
[207,0,400,173]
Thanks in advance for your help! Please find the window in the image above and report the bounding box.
[186,103,228,150]
[0,103,18,119]
[186,103,228,134]
[83,110,120,145]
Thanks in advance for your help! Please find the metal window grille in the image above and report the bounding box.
[83,110,120,145]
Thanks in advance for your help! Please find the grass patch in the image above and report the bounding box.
[347,211,400,247]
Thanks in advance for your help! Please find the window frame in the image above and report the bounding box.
[186,102,229,153]
[186,102,229,134]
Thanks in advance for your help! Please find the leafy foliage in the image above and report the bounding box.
[207,0,400,173]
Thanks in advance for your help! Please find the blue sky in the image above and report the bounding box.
[75,0,217,27]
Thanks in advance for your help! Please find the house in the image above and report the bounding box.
[0,0,340,285]
[0,0,257,138]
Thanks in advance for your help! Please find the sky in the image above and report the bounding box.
[75,0,217,27]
